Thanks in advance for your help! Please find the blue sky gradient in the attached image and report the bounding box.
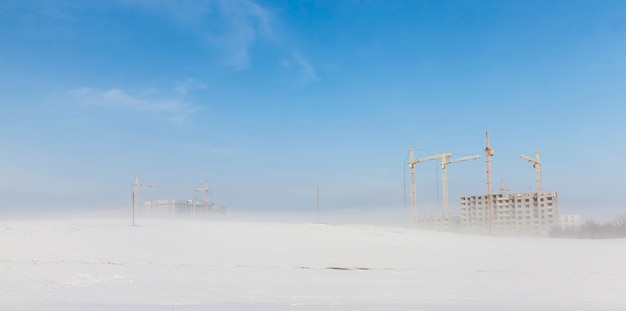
[1,0,625,221]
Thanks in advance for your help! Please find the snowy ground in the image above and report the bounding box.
[1,218,625,310]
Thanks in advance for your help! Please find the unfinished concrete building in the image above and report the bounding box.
[460,191,559,236]
[140,199,225,218]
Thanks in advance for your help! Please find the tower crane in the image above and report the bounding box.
[132,176,159,226]
[406,147,451,224]
[440,151,480,218]
[500,179,511,194]
[520,151,542,193]
[484,131,495,234]
[189,180,211,211]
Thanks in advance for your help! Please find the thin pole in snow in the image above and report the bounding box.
[132,191,135,226]
[317,187,320,224]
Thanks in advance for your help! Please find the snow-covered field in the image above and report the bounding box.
[1,218,625,310]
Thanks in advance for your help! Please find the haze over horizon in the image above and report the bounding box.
[1,0,625,222]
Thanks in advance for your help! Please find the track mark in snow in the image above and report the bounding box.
[298,266,397,272]
[62,274,133,287]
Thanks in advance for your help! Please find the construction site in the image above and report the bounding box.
[131,177,225,222]
[407,131,578,236]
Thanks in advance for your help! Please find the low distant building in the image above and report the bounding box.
[416,213,458,231]
[559,214,582,230]
[140,199,225,217]
[459,191,559,236]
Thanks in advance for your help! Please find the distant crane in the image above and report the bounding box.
[500,179,511,194]
[520,151,542,193]
[407,147,451,224]
[132,176,159,226]
[484,131,495,234]
[440,151,480,218]
[188,180,211,212]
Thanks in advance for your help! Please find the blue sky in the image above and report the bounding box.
[1,0,625,222]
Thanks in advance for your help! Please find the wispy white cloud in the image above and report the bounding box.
[122,0,317,84]
[280,51,318,87]
[210,0,273,70]
[175,78,207,95]
[292,51,318,86]
[68,84,202,126]
[124,0,272,71]
[120,0,213,20]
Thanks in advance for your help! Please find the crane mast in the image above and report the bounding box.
[408,148,417,224]
[132,176,159,226]
[189,180,210,204]
[189,180,211,213]
[440,151,480,218]
[520,151,542,193]
[484,131,494,234]
[407,148,450,224]
[500,179,511,194]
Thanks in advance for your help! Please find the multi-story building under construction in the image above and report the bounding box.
[460,191,559,236]
[140,199,225,217]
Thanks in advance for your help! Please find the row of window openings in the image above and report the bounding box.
[461,203,554,209]
[461,208,554,214]
[463,221,548,226]
[461,214,554,219]
[462,197,553,203]
[461,203,553,208]
[461,210,552,214]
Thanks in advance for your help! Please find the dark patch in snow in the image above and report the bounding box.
[326,266,372,271]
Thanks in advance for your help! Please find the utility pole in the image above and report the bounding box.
[316,187,320,224]
[132,192,135,226]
